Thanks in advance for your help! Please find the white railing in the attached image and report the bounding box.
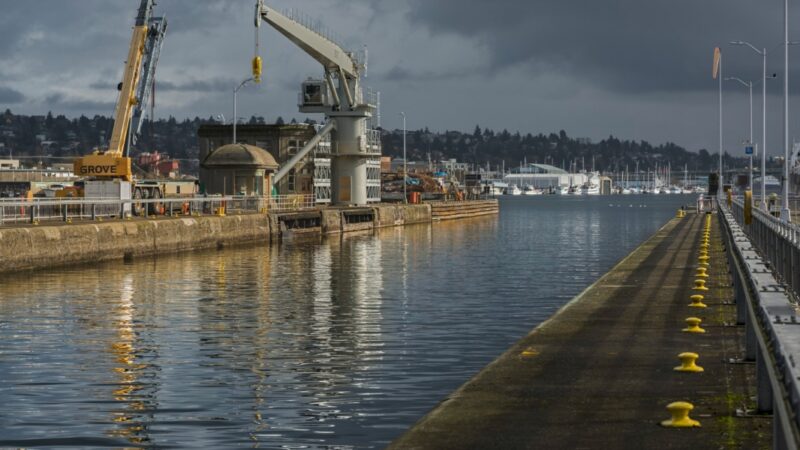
[0,194,316,226]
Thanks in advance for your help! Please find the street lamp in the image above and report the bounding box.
[399,112,407,203]
[783,0,792,221]
[730,41,769,210]
[232,77,255,144]
[724,76,754,191]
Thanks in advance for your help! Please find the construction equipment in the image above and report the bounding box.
[255,2,381,205]
[72,0,183,215]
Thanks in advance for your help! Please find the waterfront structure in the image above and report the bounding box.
[198,123,331,202]
[200,143,278,196]
[503,163,589,190]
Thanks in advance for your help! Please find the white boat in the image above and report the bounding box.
[506,185,522,195]
[524,186,543,195]
[556,185,570,195]
[569,185,582,195]
[581,183,600,195]
[622,188,632,195]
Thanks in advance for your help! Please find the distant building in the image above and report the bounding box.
[504,163,589,188]
[0,159,20,169]
[198,123,331,202]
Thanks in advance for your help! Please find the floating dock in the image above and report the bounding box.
[390,212,770,449]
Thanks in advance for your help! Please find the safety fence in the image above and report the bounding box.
[729,197,800,301]
[719,199,800,450]
[0,194,315,226]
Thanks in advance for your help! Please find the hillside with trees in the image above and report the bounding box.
[0,109,754,175]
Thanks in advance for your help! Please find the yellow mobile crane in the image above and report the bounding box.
[73,0,186,215]
[73,0,155,181]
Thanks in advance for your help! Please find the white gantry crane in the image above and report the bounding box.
[255,0,381,205]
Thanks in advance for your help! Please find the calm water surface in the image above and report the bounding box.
[0,195,692,448]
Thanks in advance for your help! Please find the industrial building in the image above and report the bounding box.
[198,123,331,202]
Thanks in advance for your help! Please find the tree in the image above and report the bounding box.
[275,116,285,125]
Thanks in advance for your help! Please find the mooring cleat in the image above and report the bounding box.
[661,401,701,427]
[682,317,706,334]
[674,352,704,372]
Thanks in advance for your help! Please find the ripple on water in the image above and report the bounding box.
[0,195,691,448]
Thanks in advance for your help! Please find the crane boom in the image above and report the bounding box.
[256,2,358,79]
[74,0,156,181]
[130,15,167,148]
[107,0,154,156]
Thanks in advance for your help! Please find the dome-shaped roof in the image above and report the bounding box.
[202,144,278,170]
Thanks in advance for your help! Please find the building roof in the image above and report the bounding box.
[511,163,568,175]
[201,144,279,170]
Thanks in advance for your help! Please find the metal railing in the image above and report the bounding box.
[719,199,800,450]
[729,197,800,300]
[0,194,315,226]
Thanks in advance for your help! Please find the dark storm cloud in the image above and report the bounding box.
[407,0,787,94]
[0,87,25,103]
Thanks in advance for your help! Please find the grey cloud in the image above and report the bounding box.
[0,87,25,103]
[90,78,240,92]
[44,93,115,112]
[407,0,790,95]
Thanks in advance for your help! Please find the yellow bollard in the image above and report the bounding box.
[693,279,708,291]
[695,267,709,278]
[674,352,704,372]
[698,255,710,264]
[661,401,701,427]
[682,317,706,333]
[689,294,707,308]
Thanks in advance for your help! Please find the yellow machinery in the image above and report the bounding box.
[73,0,156,182]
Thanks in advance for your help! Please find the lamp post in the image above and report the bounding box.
[399,112,407,203]
[731,41,770,210]
[724,76,754,190]
[783,0,792,221]
[233,77,255,144]
[717,50,724,195]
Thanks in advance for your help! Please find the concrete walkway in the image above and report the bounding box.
[390,213,770,449]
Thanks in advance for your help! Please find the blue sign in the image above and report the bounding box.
[745,145,754,155]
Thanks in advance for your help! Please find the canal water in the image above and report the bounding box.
[0,195,692,449]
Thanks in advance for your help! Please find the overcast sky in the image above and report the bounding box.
[4,0,800,155]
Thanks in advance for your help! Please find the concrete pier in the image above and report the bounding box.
[390,212,770,449]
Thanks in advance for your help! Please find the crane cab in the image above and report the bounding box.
[299,79,330,113]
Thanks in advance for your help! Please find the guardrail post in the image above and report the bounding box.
[733,270,746,325]
[62,205,68,222]
[29,204,35,224]
[756,349,774,414]
[91,203,96,221]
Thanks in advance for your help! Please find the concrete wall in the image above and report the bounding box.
[0,201,495,273]
[0,214,272,273]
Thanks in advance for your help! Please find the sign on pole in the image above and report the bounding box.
[745,145,754,155]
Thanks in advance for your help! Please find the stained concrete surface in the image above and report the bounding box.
[390,213,770,450]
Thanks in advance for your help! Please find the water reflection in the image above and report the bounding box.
[0,196,691,448]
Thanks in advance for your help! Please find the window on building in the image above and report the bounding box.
[287,169,295,192]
